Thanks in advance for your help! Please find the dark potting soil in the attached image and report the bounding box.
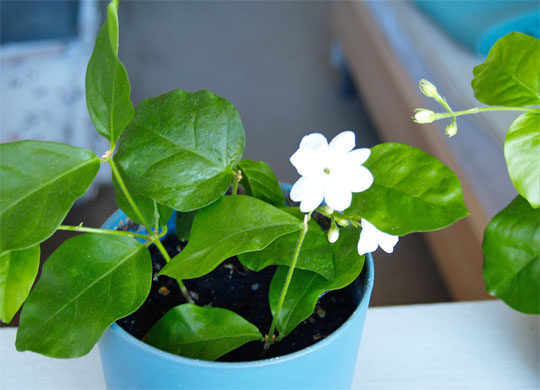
[117,226,364,362]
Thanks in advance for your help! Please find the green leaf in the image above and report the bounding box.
[238,207,334,280]
[345,143,468,235]
[115,89,245,212]
[160,195,303,280]
[504,112,540,208]
[16,234,151,357]
[238,160,285,206]
[0,141,100,254]
[176,211,197,242]
[472,32,540,106]
[106,0,119,55]
[0,245,40,323]
[112,160,172,227]
[145,304,261,361]
[85,1,133,144]
[269,226,364,338]
[482,195,539,314]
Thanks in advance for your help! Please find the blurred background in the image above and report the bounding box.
[2,0,538,325]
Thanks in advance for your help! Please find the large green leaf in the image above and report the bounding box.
[160,195,303,280]
[472,32,540,106]
[482,195,539,314]
[16,234,151,357]
[269,226,364,338]
[145,304,262,361]
[0,245,40,323]
[115,89,245,212]
[345,143,468,235]
[112,160,172,227]
[85,0,134,144]
[504,112,540,208]
[238,160,285,206]
[0,141,100,253]
[238,207,334,280]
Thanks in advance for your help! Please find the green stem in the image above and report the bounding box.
[435,106,539,120]
[263,212,311,351]
[109,158,153,232]
[58,225,149,239]
[232,169,242,195]
[108,157,194,304]
[153,239,194,304]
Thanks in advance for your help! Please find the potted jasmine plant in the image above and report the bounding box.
[413,32,540,316]
[1,1,468,388]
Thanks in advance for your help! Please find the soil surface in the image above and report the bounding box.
[117,223,365,362]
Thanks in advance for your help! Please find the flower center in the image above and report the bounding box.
[323,167,330,175]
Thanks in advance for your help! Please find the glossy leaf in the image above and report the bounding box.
[176,211,197,242]
[115,89,245,212]
[85,0,133,144]
[472,32,540,106]
[238,207,334,280]
[160,195,303,280]
[112,160,172,227]
[238,160,285,206]
[345,143,468,235]
[145,304,262,361]
[0,245,40,323]
[504,112,540,208]
[0,141,100,253]
[482,195,539,314]
[269,226,364,337]
[16,234,151,357]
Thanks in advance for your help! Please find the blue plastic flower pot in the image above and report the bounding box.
[98,208,374,389]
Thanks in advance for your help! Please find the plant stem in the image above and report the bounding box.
[435,106,539,120]
[108,156,194,304]
[153,238,194,304]
[109,157,153,232]
[263,212,311,352]
[232,169,242,195]
[58,225,149,239]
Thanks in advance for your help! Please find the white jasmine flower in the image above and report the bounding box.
[290,131,373,213]
[357,219,399,255]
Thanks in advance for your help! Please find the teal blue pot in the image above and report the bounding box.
[98,204,374,389]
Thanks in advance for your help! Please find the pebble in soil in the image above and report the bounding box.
[117,229,364,362]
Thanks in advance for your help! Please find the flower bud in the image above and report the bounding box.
[419,79,439,99]
[334,216,350,227]
[413,109,435,124]
[320,205,334,216]
[327,226,339,243]
[445,122,458,137]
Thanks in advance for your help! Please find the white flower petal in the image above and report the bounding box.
[346,148,371,166]
[328,131,355,154]
[300,189,324,212]
[290,148,325,177]
[359,219,399,255]
[357,227,379,255]
[299,133,328,151]
[378,233,399,254]
[324,178,352,211]
[347,166,374,193]
[290,176,308,202]
[291,176,324,212]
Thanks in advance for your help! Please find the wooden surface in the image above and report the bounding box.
[332,1,492,300]
[1,301,538,389]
